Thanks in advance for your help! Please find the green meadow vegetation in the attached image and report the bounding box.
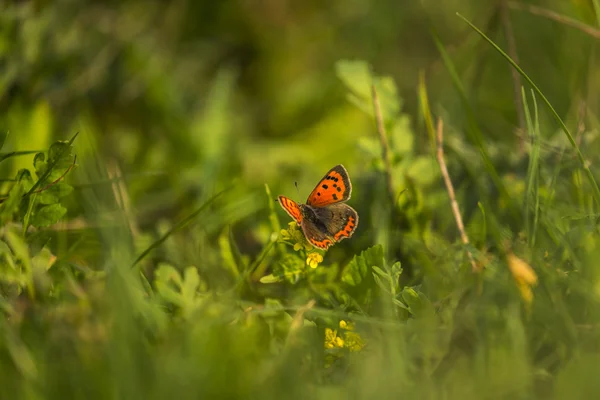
[3,1,600,398]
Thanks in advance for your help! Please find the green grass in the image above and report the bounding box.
[2,1,600,399]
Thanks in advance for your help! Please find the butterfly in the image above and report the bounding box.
[278,164,359,250]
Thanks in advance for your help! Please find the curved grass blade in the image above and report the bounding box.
[457,13,600,207]
[131,186,230,268]
[522,88,541,247]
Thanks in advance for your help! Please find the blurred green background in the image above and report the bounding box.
[3,0,600,398]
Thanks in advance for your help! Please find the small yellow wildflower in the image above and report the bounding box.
[339,320,355,331]
[324,328,345,349]
[279,222,312,251]
[507,253,538,304]
[306,252,323,269]
[279,229,291,241]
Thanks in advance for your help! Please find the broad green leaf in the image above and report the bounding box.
[154,264,184,306]
[335,59,401,123]
[26,134,77,197]
[31,203,67,228]
[335,59,372,100]
[38,183,73,205]
[181,266,201,305]
[34,152,47,178]
[373,274,391,295]
[373,76,401,119]
[372,266,392,283]
[342,244,384,286]
[401,287,434,317]
[155,264,183,287]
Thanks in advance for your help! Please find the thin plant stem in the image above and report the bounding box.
[436,118,479,273]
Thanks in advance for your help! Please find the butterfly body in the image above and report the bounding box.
[278,165,358,250]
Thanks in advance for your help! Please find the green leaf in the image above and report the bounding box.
[154,264,184,306]
[25,133,77,197]
[38,183,73,205]
[393,298,410,311]
[155,264,183,286]
[34,152,47,178]
[401,287,434,317]
[373,274,391,295]
[391,261,403,282]
[335,59,373,100]
[342,244,384,286]
[181,266,201,305]
[218,227,240,278]
[335,59,401,123]
[372,266,392,283]
[31,204,67,228]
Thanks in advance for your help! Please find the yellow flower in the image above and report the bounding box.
[324,328,345,349]
[306,252,323,269]
[339,320,355,331]
[279,229,291,241]
[507,253,538,304]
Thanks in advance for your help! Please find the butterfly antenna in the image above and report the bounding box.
[294,181,301,198]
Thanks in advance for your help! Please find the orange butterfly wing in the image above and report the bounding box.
[306,164,352,207]
[278,195,303,223]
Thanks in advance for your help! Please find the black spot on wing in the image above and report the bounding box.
[332,193,338,201]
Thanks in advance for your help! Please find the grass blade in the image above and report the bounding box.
[0,151,41,163]
[457,12,600,207]
[522,88,541,247]
[131,186,230,267]
[430,27,515,216]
